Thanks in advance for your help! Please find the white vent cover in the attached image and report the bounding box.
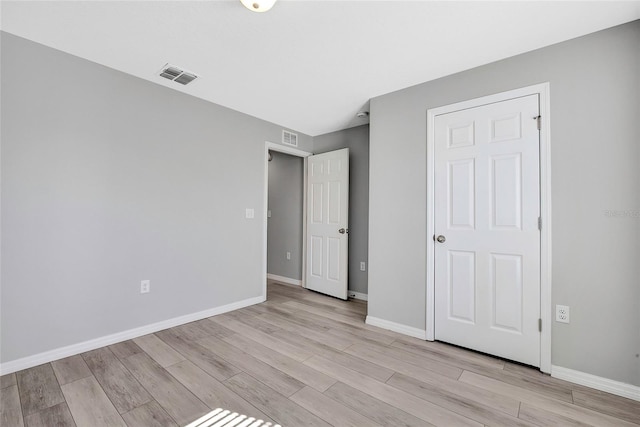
[158,64,198,85]
[282,130,298,147]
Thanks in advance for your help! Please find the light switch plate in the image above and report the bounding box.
[245,208,254,219]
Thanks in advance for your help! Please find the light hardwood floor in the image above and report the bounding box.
[1,280,639,426]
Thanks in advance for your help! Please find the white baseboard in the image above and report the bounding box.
[267,273,302,287]
[348,291,368,301]
[551,365,640,402]
[366,316,427,339]
[0,295,265,376]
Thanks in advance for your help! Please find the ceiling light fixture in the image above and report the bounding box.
[240,0,277,13]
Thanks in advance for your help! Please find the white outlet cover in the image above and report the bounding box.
[140,280,150,294]
[556,304,570,323]
[245,208,255,219]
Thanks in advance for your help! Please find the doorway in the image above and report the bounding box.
[426,84,552,372]
[262,142,312,300]
[267,151,305,287]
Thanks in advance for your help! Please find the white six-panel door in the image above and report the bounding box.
[306,148,349,300]
[434,95,541,366]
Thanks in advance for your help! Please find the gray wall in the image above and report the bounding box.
[267,151,303,280]
[0,32,312,363]
[314,125,370,296]
[368,21,640,386]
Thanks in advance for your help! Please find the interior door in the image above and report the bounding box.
[434,94,541,366]
[306,148,349,300]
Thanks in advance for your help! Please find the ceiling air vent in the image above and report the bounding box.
[282,130,298,147]
[158,64,198,85]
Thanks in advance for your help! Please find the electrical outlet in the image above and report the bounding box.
[360,262,366,271]
[140,280,150,294]
[556,304,570,323]
[245,208,254,219]
[286,252,291,260]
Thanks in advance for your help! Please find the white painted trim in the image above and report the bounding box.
[263,142,312,300]
[552,365,640,402]
[366,316,427,340]
[426,83,552,373]
[538,83,552,374]
[348,291,368,301]
[0,295,264,376]
[267,273,302,287]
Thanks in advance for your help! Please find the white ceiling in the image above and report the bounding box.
[2,1,639,136]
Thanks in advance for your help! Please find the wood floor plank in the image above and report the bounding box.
[165,360,274,423]
[82,347,153,414]
[108,340,144,360]
[196,335,305,397]
[155,329,241,381]
[264,315,354,351]
[572,389,640,424]
[346,342,519,415]
[324,382,434,427]
[16,364,65,416]
[1,373,17,389]
[459,370,639,427]
[504,362,604,396]
[51,355,92,385]
[242,300,299,317]
[61,376,126,427]
[284,294,367,320]
[290,386,383,427]
[347,340,463,379]
[222,333,337,392]
[23,402,75,427]
[304,355,482,426]
[467,363,574,403]
[300,294,368,317]
[133,334,185,367]
[23,402,76,427]
[282,301,397,345]
[1,384,25,427]
[386,372,535,426]
[270,329,395,382]
[401,338,506,369]
[210,314,313,362]
[390,339,507,376]
[121,400,177,427]
[120,352,209,426]
[224,373,331,427]
[518,402,592,427]
[176,319,236,341]
[256,310,336,338]
[224,309,282,334]
[292,309,396,346]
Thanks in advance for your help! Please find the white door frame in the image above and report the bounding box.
[262,142,313,300]
[426,83,552,373]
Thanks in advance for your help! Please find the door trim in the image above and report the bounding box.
[263,142,313,301]
[425,83,552,373]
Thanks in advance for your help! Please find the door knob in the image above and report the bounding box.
[436,235,446,243]
[338,228,348,234]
